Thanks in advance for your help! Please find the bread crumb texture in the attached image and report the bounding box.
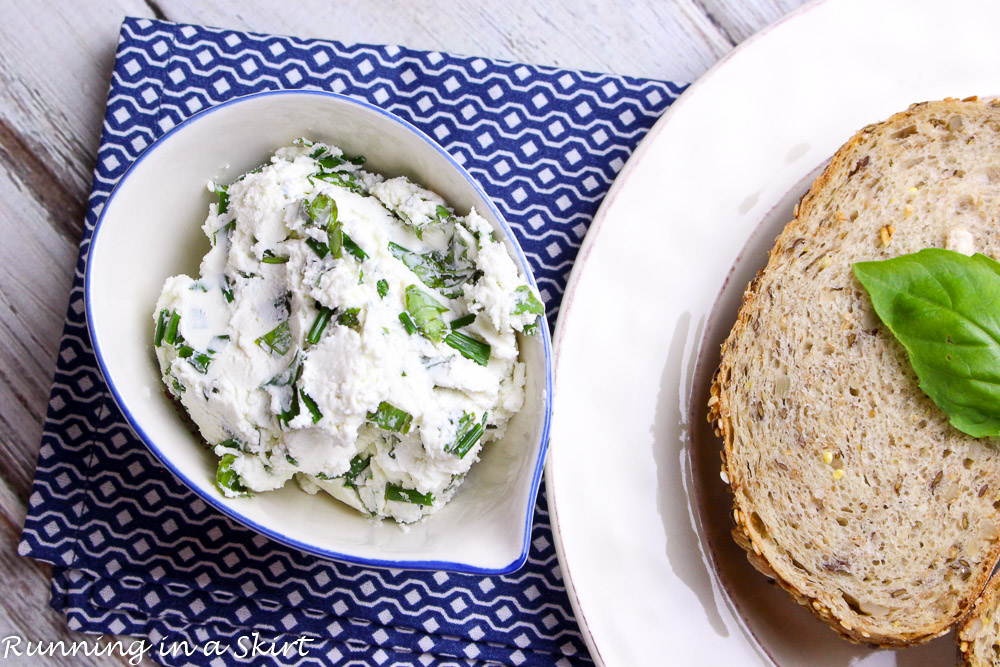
[711,98,1000,647]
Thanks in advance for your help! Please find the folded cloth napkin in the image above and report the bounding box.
[19,17,682,666]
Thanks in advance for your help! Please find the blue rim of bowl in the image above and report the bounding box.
[83,89,554,575]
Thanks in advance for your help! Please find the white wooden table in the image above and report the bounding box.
[0,1,807,663]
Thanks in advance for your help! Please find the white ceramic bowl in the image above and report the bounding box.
[85,90,552,574]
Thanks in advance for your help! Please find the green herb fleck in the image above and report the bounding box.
[256,321,293,356]
[398,312,417,335]
[299,389,323,424]
[307,306,334,344]
[444,330,491,366]
[222,276,235,303]
[512,285,545,316]
[450,412,487,458]
[343,232,367,261]
[262,250,289,264]
[377,279,389,299]
[343,454,371,488]
[216,454,251,497]
[338,307,361,329]
[305,236,329,258]
[449,313,476,330]
[367,401,413,434]
[154,309,170,346]
[384,483,433,505]
[216,185,229,214]
[163,311,181,346]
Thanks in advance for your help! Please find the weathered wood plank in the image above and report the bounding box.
[697,0,812,44]
[151,0,801,81]
[0,165,77,511]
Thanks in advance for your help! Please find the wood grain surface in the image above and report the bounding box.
[0,0,808,663]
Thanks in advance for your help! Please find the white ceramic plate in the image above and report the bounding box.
[546,0,1000,663]
[87,91,552,574]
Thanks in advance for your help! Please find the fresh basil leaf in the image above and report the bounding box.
[389,241,475,298]
[854,248,1000,437]
[404,285,449,342]
[512,285,544,316]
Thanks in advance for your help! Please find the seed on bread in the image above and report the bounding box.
[710,98,1000,647]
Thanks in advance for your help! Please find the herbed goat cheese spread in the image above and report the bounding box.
[153,140,544,523]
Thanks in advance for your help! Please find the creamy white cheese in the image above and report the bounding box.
[153,140,544,523]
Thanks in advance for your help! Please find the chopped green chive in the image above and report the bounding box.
[449,313,476,330]
[286,454,299,466]
[163,311,181,345]
[385,483,433,505]
[256,321,293,356]
[377,279,389,299]
[299,389,323,424]
[405,285,449,342]
[305,236,330,258]
[307,307,334,344]
[218,438,242,451]
[343,232,367,261]
[222,276,235,303]
[398,312,417,335]
[451,412,488,458]
[216,185,229,214]
[261,250,289,264]
[444,330,491,366]
[512,285,545,316]
[216,454,251,497]
[154,309,170,346]
[367,401,413,434]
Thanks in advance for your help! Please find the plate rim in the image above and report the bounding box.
[544,0,842,660]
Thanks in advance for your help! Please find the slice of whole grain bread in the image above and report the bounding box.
[709,98,1000,646]
[959,574,1000,665]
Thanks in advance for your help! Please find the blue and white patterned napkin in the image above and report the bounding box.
[19,18,682,666]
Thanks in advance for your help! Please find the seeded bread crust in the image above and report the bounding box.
[959,575,1000,665]
[709,98,1000,647]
